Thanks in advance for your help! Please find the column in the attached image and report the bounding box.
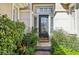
[49,15,51,40]
[37,14,39,36]
[30,3,32,32]
[11,3,14,21]
[18,7,20,20]
[75,4,78,35]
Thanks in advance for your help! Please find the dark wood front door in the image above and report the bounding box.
[39,15,49,40]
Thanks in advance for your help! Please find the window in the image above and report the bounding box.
[40,8,43,12]
[34,16,37,28]
[36,7,53,14]
[44,8,47,13]
[51,17,53,32]
[13,9,16,21]
[15,7,18,20]
[13,7,18,21]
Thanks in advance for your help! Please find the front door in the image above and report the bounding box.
[39,15,49,39]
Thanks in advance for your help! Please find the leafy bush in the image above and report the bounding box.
[0,15,25,54]
[24,29,38,55]
[51,29,79,55]
[60,45,79,55]
[51,36,65,55]
[16,28,38,55]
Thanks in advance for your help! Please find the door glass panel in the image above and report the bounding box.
[41,17,48,33]
[39,15,49,37]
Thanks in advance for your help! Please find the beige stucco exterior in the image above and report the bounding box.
[54,3,76,34]
[20,10,31,33]
[0,3,12,19]
[0,3,79,37]
[0,3,27,20]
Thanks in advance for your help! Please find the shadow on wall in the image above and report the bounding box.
[61,3,70,10]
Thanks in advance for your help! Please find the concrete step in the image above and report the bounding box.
[35,46,51,55]
[36,46,51,51]
[35,51,50,55]
[37,42,51,47]
[39,37,49,42]
[39,39,49,42]
[35,42,51,55]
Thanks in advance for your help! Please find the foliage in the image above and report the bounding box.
[26,47,36,55]
[60,45,79,55]
[51,29,79,55]
[51,37,65,55]
[0,15,25,54]
[16,28,38,55]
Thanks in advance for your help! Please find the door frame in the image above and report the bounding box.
[39,15,49,38]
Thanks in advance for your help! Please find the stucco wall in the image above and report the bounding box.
[20,10,30,33]
[76,8,79,36]
[54,12,75,34]
[0,3,12,19]
[54,3,75,34]
[0,3,75,35]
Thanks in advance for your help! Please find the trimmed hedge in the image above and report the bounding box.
[51,29,79,55]
[0,15,25,54]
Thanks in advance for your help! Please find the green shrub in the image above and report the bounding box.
[26,47,36,55]
[16,28,38,55]
[51,36,65,55]
[60,45,79,55]
[0,15,25,54]
[24,29,38,54]
[51,29,79,55]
